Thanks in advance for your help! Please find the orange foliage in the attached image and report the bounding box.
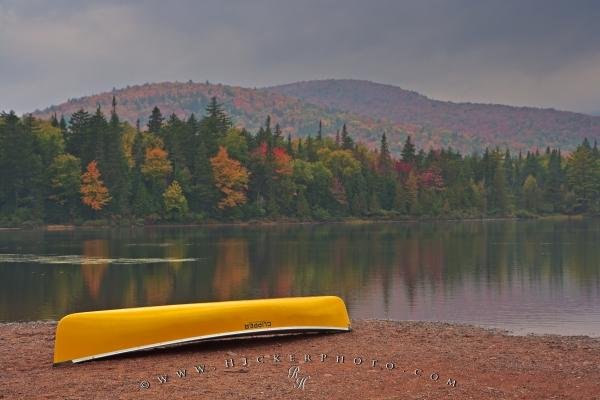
[212,239,250,300]
[141,147,172,180]
[80,160,111,211]
[81,239,109,300]
[32,80,600,155]
[210,146,250,209]
[273,147,292,175]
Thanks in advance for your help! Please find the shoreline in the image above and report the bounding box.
[2,319,599,399]
[0,213,589,232]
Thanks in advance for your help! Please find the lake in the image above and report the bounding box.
[1,219,599,336]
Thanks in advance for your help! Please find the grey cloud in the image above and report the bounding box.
[0,0,599,114]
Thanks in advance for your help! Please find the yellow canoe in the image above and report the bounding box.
[53,296,350,364]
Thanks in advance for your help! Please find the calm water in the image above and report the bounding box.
[1,219,600,336]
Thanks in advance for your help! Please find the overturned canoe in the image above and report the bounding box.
[53,296,350,364]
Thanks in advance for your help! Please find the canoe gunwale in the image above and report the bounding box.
[62,325,350,364]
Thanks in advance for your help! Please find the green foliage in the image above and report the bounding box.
[523,175,541,212]
[147,106,164,134]
[2,100,600,226]
[49,154,81,217]
[401,135,416,163]
[163,180,188,219]
[566,141,600,213]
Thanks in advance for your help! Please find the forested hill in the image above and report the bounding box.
[33,82,416,155]
[267,79,600,152]
[32,80,600,154]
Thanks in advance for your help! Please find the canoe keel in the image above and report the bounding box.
[54,296,351,364]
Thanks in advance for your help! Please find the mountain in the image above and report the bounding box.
[267,79,600,152]
[33,81,417,154]
[33,80,600,154]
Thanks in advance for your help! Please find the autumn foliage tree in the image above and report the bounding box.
[4,95,600,226]
[80,160,111,211]
[210,146,250,209]
[141,146,173,182]
[163,180,188,217]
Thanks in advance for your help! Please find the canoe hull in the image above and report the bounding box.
[53,296,350,364]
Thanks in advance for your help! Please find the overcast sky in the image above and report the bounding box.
[1,0,599,114]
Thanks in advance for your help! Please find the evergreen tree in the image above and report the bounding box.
[66,109,91,162]
[523,175,541,212]
[201,97,232,155]
[90,106,108,167]
[101,100,130,214]
[49,154,82,218]
[286,133,293,156]
[401,135,416,163]
[273,123,283,147]
[488,152,509,215]
[405,170,420,214]
[296,138,304,159]
[0,112,41,212]
[59,115,67,137]
[317,120,323,142]
[147,106,164,134]
[50,113,59,128]
[544,149,564,212]
[130,121,150,217]
[566,140,600,212]
[378,132,392,175]
[341,124,354,150]
[305,135,316,162]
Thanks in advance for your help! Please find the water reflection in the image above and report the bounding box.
[0,219,599,336]
[81,240,109,300]
[213,239,249,299]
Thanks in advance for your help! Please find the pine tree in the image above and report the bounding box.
[90,106,108,168]
[488,152,508,214]
[273,123,283,147]
[405,170,419,214]
[66,109,91,162]
[102,101,130,213]
[401,135,416,163]
[341,124,354,150]
[59,115,67,135]
[49,154,82,218]
[286,133,293,156]
[523,175,540,212]
[306,135,316,162]
[50,113,59,128]
[317,120,323,142]
[544,149,564,212]
[147,106,164,134]
[190,139,217,214]
[378,132,392,175]
[201,97,232,155]
[297,138,304,159]
[0,112,41,212]
[566,140,600,212]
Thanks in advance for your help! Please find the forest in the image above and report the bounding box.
[1,97,599,226]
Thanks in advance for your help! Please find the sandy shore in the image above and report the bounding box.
[1,320,599,399]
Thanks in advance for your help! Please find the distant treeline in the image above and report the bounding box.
[1,97,599,226]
